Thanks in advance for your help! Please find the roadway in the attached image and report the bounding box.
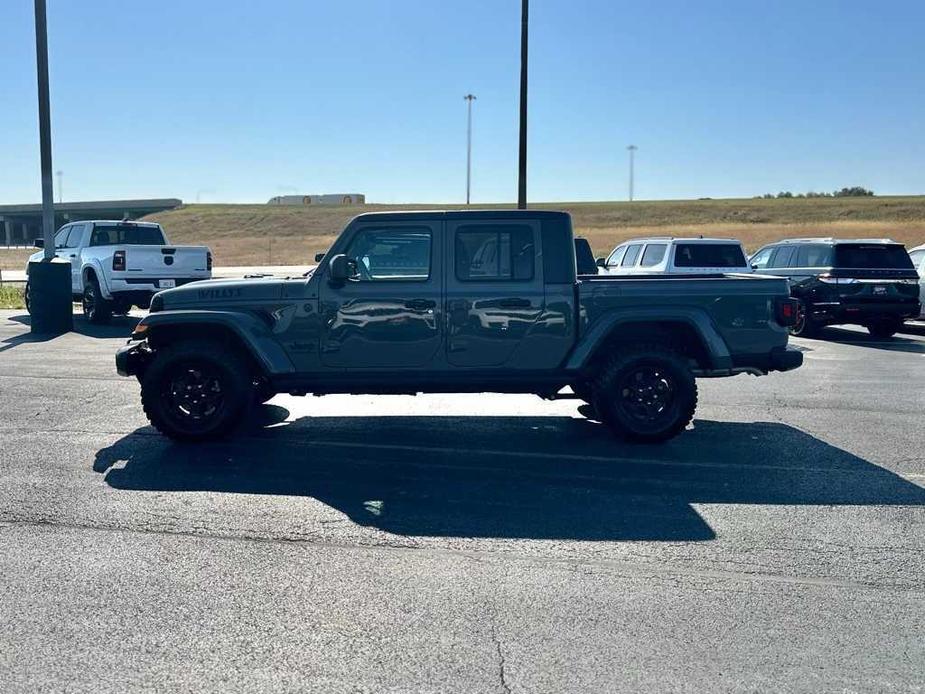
[0,309,923,692]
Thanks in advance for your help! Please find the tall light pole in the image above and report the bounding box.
[56,170,62,203]
[517,0,528,209]
[627,145,638,202]
[30,0,72,334]
[464,94,476,205]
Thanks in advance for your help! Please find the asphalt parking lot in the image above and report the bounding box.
[1,309,923,693]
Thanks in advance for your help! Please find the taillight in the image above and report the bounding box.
[775,297,799,327]
[112,250,126,271]
[207,251,213,271]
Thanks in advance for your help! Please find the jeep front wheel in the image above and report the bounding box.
[593,345,697,443]
[141,339,252,441]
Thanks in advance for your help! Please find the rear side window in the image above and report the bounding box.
[90,224,166,246]
[621,244,642,267]
[794,244,832,267]
[769,246,795,268]
[455,225,534,281]
[834,244,914,269]
[639,243,667,267]
[674,243,747,268]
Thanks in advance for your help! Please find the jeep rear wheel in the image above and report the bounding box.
[141,339,252,441]
[593,344,697,443]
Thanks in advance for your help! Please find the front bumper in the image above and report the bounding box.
[115,340,152,377]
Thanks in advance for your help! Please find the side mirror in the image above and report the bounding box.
[595,257,606,268]
[314,252,325,263]
[751,264,758,270]
[33,238,44,249]
[328,254,351,284]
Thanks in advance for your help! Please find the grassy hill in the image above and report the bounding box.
[144,196,925,267]
[3,196,925,270]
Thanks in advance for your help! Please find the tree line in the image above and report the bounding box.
[757,187,875,199]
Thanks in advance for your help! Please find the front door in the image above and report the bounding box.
[445,219,544,367]
[318,221,442,368]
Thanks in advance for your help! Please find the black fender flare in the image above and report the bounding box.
[564,306,732,371]
[137,310,296,375]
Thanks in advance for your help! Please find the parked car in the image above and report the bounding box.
[749,237,921,338]
[116,210,802,444]
[598,237,751,274]
[907,243,925,318]
[25,220,212,323]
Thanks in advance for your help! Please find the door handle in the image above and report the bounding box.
[498,298,531,308]
[405,299,436,311]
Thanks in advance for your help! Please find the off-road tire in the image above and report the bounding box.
[82,276,112,324]
[141,339,253,441]
[592,343,697,443]
[867,320,900,339]
[24,281,31,314]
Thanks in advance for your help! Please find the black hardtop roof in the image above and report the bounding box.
[351,209,571,223]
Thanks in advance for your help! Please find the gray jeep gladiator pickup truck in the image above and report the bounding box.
[116,210,802,443]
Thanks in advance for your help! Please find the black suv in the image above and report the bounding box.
[750,238,920,338]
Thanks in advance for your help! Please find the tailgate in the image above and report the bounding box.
[121,245,210,277]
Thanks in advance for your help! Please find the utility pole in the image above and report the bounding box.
[517,0,528,209]
[627,145,638,202]
[30,0,72,334]
[56,170,62,203]
[464,94,476,205]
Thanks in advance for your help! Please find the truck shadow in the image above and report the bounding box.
[92,412,925,543]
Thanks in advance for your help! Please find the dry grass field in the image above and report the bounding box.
[3,196,925,270]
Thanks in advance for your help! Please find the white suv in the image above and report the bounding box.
[598,237,752,275]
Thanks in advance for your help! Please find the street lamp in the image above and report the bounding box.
[517,0,528,209]
[464,94,476,205]
[29,0,72,334]
[627,145,638,202]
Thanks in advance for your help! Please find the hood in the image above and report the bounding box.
[153,276,289,310]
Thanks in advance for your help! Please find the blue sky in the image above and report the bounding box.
[1,0,923,204]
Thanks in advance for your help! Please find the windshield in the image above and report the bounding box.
[89,224,166,246]
[674,243,747,268]
[834,244,914,269]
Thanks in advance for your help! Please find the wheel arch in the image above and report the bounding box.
[567,308,731,373]
[140,312,296,377]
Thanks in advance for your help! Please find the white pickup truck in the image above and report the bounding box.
[25,220,211,323]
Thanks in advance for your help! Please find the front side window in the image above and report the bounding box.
[54,226,71,248]
[621,244,642,267]
[606,245,627,267]
[455,225,534,281]
[908,249,925,268]
[344,226,432,281]
[750,247,773,269]
[639,243,667,267]
[64,224,85,248]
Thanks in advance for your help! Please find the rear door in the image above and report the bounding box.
[318,221,442,368]
[445,219,543,367]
